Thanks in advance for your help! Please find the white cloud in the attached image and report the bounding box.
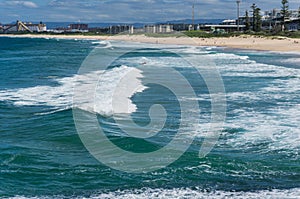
[5,1,38,8]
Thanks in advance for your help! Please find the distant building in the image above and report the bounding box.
[133,27,144,34]
[26,22,47,32]
[109,25,134,34]
[70,23,88,30]
[221,19,237,25]
[144,25,156,33]
[263,9,282,20]
[261,9,283,31]
[260,8,300,31]
[288,9,300,20]
[159,24,173,33]
[144,24,174,33]
[88,27,110,34]
[200,24,245,33]
[173,24,190,31]
[286,19,300,31]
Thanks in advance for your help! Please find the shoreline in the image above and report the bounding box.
[1,34,300,52]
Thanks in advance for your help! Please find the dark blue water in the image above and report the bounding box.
[0,37,299,198]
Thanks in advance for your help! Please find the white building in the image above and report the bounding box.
[109,25,134,34]
[144,24,174,33]
[26,23,47,32]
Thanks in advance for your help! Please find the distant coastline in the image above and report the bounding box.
[1,33,299,52]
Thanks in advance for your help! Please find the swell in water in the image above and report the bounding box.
[0,37,299,198]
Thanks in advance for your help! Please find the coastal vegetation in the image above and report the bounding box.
[184,30,300,39]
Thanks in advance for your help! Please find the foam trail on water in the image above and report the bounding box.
[93,40,113,48]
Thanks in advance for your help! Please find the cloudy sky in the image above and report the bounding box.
[0,0,299,23]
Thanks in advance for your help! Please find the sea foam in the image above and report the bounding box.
[0,65,145,116]
[7,188,300,199]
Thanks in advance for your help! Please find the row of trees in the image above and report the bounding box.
[243,0,296,32]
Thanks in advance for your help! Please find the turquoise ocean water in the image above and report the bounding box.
[0,37,299,198]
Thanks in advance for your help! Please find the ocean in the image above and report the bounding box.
[0,37,299,198]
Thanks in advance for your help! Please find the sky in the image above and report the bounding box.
[0,0,299,23]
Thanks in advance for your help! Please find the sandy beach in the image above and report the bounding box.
[1,34,299,52]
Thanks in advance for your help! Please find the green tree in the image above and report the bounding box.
[281,0,289,31]
[250,4,262,32]
[245,10,251,31]
[281,0,289,19]
[254,7,262,32]
[251,3,257,31]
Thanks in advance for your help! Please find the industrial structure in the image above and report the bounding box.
[2,21,46,33]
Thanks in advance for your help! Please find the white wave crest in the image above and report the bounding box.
[0,65,145,116]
